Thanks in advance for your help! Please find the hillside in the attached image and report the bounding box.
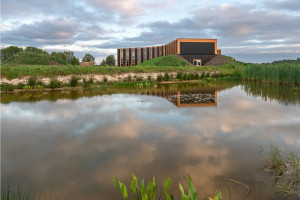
[136,55,189,66]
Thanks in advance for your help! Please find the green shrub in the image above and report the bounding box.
[1,84,15,91]
[49,78,60,88]
[147,75,152,81]
[126,75,132,82]
[27,76,37,86]
[103,76,108,83]
[206,72,210,77]
[89,77,94,84]
[23,85,32,89]
[176,72,183,80]
[70,75,78,87]
[201,73,205,79]
[156,74,163,81]
[16,83,25,89]
[136,76,143,81]
[164,72,170,81]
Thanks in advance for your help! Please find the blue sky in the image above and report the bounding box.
[1,0,300,63]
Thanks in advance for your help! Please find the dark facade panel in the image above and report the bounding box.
[117,49,121,66]
[180,42,215,55]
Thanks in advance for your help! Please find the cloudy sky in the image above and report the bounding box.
[1,0,300,63]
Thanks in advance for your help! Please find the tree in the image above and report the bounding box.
[25,46,48,54]
[50,52,67,64]
[63,51,79,65]
[0,46,23,63]
[82,53,95,63]
[105,55,116,66]
[100,59,106,66]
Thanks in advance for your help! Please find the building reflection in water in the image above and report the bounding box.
[137,90,217,107]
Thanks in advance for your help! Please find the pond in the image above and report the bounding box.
[1,82,300,199]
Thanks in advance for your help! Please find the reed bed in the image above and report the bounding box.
[242,63,300,85]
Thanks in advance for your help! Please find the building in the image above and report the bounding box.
[80,62,94,66]
[117,38,221,67]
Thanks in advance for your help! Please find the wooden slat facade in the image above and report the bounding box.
[117,38,218,66]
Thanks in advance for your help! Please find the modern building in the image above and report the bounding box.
[117,38,221,67]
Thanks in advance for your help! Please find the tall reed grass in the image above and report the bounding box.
[242,63,300,85]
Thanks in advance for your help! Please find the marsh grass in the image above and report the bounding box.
[242,63,300,85]
[263,142,300,197]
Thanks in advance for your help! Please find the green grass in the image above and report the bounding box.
[137,55,189,66]
[1,61,244,80]
[242,62,300,85]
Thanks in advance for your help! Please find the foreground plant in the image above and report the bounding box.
[113,172,222,200]
[263,142,300,197]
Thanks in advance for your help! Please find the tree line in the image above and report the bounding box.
[0,46,116,66]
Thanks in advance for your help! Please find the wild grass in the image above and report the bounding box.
[242,62,300,85]
[263,142,300,197]
[1,183,35,200]
[137,55,189,66]
[1,61,245,80]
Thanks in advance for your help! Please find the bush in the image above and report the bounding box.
[89,77,94,84]
[201,73,205,79]
[1,84,15,91]
[176,72,183,80]
[27,76,37,86]
[83,78,90,88]
[147,75,152,81]
[126,75,132,82]
[16,83,25,89]
[136,76,143,81]
[206,72,210,77]
[164,72,170,81]
[156,74,163,81]
[70,76,78,87]
[103,76,108,82]
[48,78,60,88]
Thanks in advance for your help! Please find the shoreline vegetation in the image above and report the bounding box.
[0,46,299,92]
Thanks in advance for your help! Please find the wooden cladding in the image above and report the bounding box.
[117,38,218,66]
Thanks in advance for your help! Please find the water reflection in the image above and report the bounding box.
[139,90,217,107]
[1,83,300,200]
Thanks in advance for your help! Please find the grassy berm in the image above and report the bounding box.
[1,55,244,79]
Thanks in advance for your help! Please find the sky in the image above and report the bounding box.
[1,0,300,63]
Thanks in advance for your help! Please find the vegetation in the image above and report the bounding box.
[0,46,80,65]
[137,55,189,67]
[82,53,95,63]
[263,142,300,197]
[70,75,78,87]
[113,172,222,200]
[242,61,300,85]
[105,55,116,66]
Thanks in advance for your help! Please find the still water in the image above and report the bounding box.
[1,82,300,199]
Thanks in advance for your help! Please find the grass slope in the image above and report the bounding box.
[137,55,189,66]
[1,55,245,80]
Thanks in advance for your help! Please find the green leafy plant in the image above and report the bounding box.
[178,175,197,200]
[113,172,222,200]
[70,75,78,87]
[48,78,61,88]
[27,76,37,87]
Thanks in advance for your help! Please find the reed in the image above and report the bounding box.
[242,62,300,85]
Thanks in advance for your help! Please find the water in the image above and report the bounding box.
[1,82,300,199]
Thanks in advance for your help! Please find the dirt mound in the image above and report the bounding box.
[204,55,228,66]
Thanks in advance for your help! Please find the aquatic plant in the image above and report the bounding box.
[113,172,222,200]
[242,63,300,85]
[263,142,300,196]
